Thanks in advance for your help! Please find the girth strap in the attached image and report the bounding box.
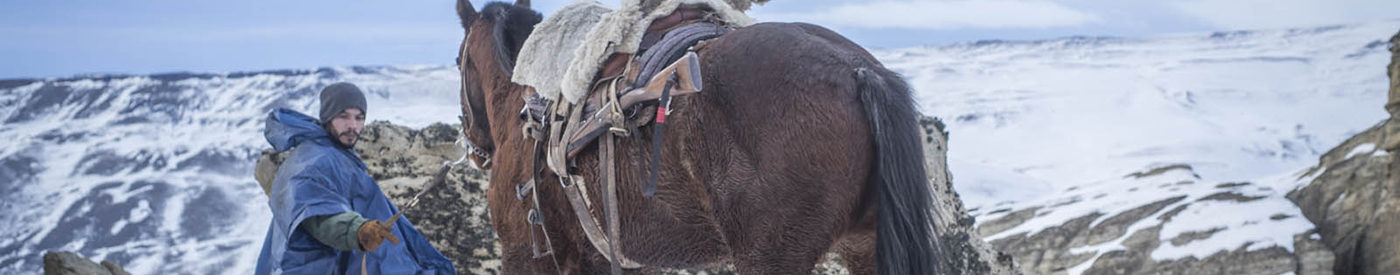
[548,99,645,270]
[601,128,623,275]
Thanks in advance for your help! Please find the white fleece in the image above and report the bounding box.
[512,0,756,103]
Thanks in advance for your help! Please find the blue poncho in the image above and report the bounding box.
[254,108,455,275]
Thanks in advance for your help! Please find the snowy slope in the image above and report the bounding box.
[1,19,1396,274]
[0,66,461,274]
[875,21,1400,272]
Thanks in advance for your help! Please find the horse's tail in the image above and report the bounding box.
[856,67,946,274]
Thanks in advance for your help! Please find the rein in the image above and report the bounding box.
[362,160,459,275]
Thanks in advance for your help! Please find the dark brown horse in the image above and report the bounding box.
[453,1,944,274]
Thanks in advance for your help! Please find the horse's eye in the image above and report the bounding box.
[455,56,462,66]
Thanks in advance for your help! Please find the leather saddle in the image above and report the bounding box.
[513,7,734,272]
[522,8,730,158]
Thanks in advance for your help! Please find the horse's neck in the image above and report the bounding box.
[486,85,528,147]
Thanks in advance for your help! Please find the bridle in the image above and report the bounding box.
[459,10,568,272]
[457,28,494,169]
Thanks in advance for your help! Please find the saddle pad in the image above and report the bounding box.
[560,0,755,104]
[511,1,614,102]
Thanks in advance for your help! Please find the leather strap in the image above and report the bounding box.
[601,127,623,275]
[548,99,644,269]
[559,173,643,268]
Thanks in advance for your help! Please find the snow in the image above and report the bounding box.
[949,158,1054,208]
[1345,143,1377,159]
[874,20,1399,274]
[0,18,1396,274]
[1150,196,1312,260]
[0,65,462,274]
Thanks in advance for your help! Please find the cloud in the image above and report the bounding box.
[1167,0,1400,30]
[749,0,1101,30]
[0,24,456,43]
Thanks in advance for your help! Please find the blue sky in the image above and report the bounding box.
[2,0,1397,79]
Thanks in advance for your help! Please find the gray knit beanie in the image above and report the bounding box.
[319,82,368,123]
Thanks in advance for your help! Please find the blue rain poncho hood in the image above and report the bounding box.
[254,108,455,275]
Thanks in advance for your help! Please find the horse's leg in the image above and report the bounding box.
[487,158,596,274]
[721,176,857,274]
[486,185,542,274]
[833,225,876,275]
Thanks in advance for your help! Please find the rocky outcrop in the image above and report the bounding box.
[355,122,502,274]
[920,117,1023,275]
[1287,30,1400,275]
[976,162,1334,275]
[260,117,1016,274]
[42,251,130,275]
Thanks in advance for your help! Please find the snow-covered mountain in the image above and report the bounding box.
[876,21,1399,273]
[1,19,1397,274]
[0,66,464,274]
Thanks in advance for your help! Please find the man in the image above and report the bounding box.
[255,83,455,274]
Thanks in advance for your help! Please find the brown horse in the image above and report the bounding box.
[453,1,945,274]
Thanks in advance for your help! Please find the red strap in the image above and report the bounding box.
[655,107,667,123]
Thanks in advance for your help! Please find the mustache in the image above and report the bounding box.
[338,130,360,139]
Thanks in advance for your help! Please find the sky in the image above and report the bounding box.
[2,0,1398,79]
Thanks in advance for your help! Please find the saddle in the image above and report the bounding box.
[522,7,732,162]
[514,6,733,273]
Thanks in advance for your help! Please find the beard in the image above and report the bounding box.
[335,128,359,147]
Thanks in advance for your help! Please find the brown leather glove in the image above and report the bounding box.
[357,220,399,251]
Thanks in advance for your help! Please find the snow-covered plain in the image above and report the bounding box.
[0,20,1396,274]
[879,20,1399,271]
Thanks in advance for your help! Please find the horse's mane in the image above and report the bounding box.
[478,2,542,76]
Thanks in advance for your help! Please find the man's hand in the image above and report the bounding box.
[357,220,399,251]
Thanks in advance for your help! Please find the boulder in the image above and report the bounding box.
[42,251,130,275]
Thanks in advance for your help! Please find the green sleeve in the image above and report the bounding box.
[299,211,369,251]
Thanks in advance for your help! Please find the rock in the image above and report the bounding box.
[1287,29,1400,275]
[1079,231,1326,275]
[42,251,129,275]
[988,213,1103,274]
[919,116,1023,275]
[1383,31,1400,151]
[1386,31,1400,117]
[977,207,1040,241]
[1070,196,1185,249]
[1167,228,1222,246]
[354,122,502,274]
[978,164,1335,275]
[1295,231,1335,275]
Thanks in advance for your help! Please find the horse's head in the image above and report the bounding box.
[455,0,540,170]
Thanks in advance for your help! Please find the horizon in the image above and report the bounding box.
[3,0,1398,79]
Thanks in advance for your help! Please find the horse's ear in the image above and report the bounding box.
[457,0,478,29]
[514,0,529,9]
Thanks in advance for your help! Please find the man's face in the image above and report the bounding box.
[327,108,366,147]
